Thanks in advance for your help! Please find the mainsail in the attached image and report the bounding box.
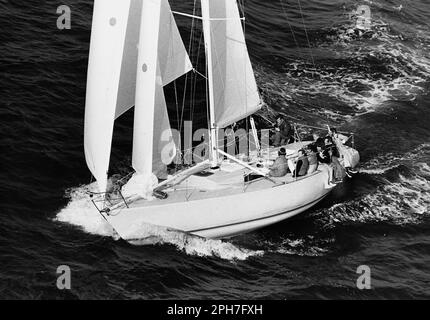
[84,0,192,193]
[201,0,261,129]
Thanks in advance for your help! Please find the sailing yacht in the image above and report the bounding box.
[83,0,360,241]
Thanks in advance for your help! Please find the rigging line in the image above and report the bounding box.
[297,0,316,68]
[179,0,197,131]
[241,0,250,158]
[204,15,211,148]
[279,0,301,49]
[173,80,180,127]
[190,30,204,128]
[177,0,198,163]
[237,0,245,18]
[167,9,180,132]
[186,5,203,167]
[192,68,207,80]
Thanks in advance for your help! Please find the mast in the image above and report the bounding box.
[132,0,162,177]
[200,0,218,168]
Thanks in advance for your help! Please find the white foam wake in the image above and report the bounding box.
[128,225,263,261]
[55,183,263,261]
[262,236,332,257]
[359,165,400,175]
[256,14,430,121]
[360,143,430,175]
[55,182,118,237]
[322,165,430,226]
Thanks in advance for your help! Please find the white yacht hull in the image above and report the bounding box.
[102,164,335,240]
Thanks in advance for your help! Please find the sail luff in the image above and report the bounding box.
[132,0,162,177]
[84,0,131,192]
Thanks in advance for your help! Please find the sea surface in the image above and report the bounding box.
[1,0,430,299]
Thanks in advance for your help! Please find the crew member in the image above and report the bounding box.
[269,148,289,177]
[271,115,293,147]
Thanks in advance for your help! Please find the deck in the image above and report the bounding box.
[117,142,321,209]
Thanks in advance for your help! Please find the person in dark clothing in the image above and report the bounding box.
[324,137,339,157]
[315,144,336,186]
[293,149,309,177]
[271,115,293,146]
[315,137,326,150]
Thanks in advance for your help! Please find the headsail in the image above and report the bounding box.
[153,73,177,180]
[115,0,193,119]
[201,0,261,129]
[84,0,192,193]
[132,0,192,184]
[84,0,131,192]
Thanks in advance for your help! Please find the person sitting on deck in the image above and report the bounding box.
[306,144,319,174]
[293,149,309,178]
[268,148,289,177]
[271,115,293,147]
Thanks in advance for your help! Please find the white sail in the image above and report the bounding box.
[114,0,142,119]
[153,76,177,180]
[132,0,161,179]
[123,68,175,199]
[115,0,193,119]
[84,0,131,192]
[85,0,191,193]
[202,0,261,129]
[132,0,188,181]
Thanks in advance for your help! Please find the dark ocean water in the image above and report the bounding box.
[1,0,430,299]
